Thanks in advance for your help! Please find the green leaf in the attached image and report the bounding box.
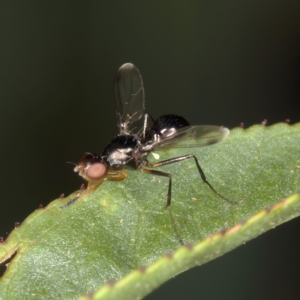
[0,123,300,300]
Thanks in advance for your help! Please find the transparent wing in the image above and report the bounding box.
[113,63,145,135]
[150,125,230,151]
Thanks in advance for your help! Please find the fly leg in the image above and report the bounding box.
[85,169,127,194]
[85,169,127,200]
[145,154,238,205]
[139,168,184,245]
[107,169,128,181]
[142,114,155,140]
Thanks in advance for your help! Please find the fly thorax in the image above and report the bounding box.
[107,147,134,166]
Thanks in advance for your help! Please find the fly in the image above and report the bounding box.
[74,63,237,207]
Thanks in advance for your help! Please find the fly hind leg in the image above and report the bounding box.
[145,154,238,205]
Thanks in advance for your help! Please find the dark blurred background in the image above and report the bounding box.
[0,1,299,299]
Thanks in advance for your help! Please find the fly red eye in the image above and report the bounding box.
[74,153,106,181]
[85,162,107,180]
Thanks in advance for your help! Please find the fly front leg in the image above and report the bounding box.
[107,169,128,181]
[146,154,238,205]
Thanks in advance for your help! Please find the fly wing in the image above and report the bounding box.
[151,125,230,150]
[114,63,145,135]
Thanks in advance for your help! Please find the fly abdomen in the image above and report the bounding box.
[145,114,190,142]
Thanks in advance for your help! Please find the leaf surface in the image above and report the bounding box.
[0,123,300,300]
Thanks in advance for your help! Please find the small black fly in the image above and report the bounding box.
[74,63,237,207]
[71,63,238,244]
